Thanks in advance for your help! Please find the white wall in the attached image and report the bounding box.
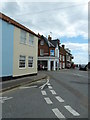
[13,27,38,77]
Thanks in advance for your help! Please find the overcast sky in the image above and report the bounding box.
[0,0,89,64]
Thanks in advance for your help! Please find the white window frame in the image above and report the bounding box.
[40,40,44,45]
[20,30,27,44]
[29,33,34,46]
[19,55,26,69]
[55,48,58,57]
[63,56,65,61]
[28,56,33,68]
[40,49,44,56]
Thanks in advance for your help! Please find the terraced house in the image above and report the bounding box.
[59,45,66,69]
[59,45,74,69]
[38,35,60,71]
[0,13,38,79]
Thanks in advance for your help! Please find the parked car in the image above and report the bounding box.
[79,64,88,71]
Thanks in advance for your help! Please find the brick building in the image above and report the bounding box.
[65,48,74,68]
[38,35,60,71]
[59,45,66,69]
[59,45,74,69]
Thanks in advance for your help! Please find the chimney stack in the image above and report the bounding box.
[48,35,52,41]
[62,45,65,49]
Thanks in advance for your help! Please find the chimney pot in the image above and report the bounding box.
[48,35,52,41]
[62,45,65,49]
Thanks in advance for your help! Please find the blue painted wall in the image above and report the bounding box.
[0,19,2,77]
[2,19,14,77]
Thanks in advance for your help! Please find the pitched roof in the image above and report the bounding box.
[0,12,38,37]
[50,39,60,47]
[41,35,55,47]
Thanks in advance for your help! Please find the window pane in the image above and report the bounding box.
[28,56,33,67]
[40,49,44,56]
[29,34,34,45]
[40,40,44,45]
[19,55,26,68]
[20,30,26,44]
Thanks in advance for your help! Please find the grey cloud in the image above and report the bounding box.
[1,2,88,39]
[2,2,20,17]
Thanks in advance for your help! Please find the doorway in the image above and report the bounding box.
[51,61,54,70]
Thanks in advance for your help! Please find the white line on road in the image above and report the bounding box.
[50,90,56,95]
[36,79,46,83]
[48,86,52,89]
[44,97,53,104]
[52,108,65,118]
[64,105,80,116]
[41,90,47,95]
[39,79,49,90]
[47,83,51,86]
[0,97,13,103]
[19,85,37,89]
[73,73,83,76]
[73,73,88,78]
[0,97,7,99]
[55,96,64,102]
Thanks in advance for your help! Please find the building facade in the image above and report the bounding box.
[38,35,60,71]
[59,45,66,69]
[65,48,74,68]
[59,45,74,69]
[1,13,38,78]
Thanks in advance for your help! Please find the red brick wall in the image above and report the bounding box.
[38,39,49,56]
[60,47,66,68]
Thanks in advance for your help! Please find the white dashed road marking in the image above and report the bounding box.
[47,83,51,86]
[64,105,80,116]
[55,96,64,102]
[44,97,53,104]
[52,108,65,118]
[48,86,53,89]
[41,90,47,95]
[40,79,80,118]
[50,90,56,95]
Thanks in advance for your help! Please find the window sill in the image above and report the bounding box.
[28,44,34,47]
[20,42,34,47]
[28,67,34,68]
[19,67,26,70]
[20,42,27,45]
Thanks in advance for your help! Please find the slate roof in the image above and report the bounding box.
[50,39,59,48]
[41,35,55,48]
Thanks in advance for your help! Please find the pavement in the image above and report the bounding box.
[0,71,47,92]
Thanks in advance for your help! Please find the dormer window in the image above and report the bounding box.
[40,40,44,45]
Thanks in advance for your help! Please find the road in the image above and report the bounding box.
[1,69,89,119]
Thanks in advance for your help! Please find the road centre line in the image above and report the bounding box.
[64,105,80,116]
[44,97,53,104]
[48,86,52,89]
[50,90,56,95]
[52,108,65,118]
[55,96,64,102]
[41,90,47,95]
[39,79,49,90]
